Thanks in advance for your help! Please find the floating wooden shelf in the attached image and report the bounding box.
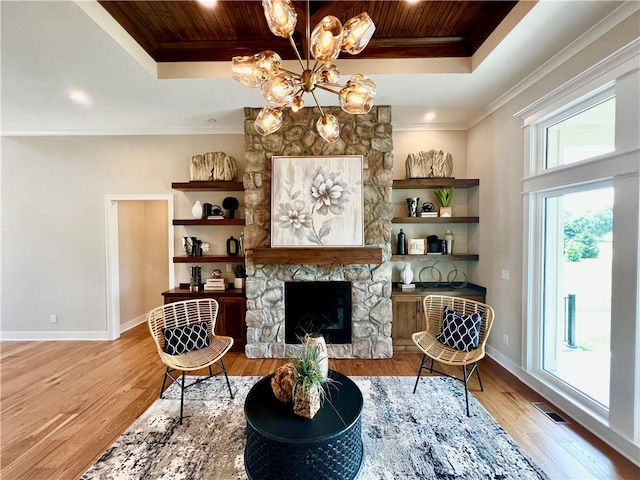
[171,181,244,191]
[249,247,383,265]
[173,218,246,226]
[173,255,245,263]
[392,216,479,224]
[392,178,479,189]
[391,254,479,261]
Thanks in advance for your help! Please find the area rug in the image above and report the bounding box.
[82,375,548,480]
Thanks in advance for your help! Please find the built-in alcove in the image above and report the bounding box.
[284,281,352,344]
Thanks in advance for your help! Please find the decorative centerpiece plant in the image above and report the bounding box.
[271,336,332,419]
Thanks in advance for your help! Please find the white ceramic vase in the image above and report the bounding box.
[305,333,328,380]
[400,263,413,285]
[191,200,203,219]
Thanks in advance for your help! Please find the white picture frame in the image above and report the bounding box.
[271,155,364,247]
[408,238,426,255]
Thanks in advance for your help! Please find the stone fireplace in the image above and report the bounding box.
[242,106,394,359]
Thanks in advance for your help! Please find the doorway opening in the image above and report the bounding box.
[105,194,174,340]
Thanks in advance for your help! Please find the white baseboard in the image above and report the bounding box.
[120,314,147,333]
[486,346,640,468]
[0,330,110,341]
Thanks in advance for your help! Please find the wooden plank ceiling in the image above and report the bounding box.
[98,0,518,62]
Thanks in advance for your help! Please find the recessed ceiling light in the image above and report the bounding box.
[198,0,217,7]
[424,112,436,121]
[70,91,91,105]
[207,118,218,124]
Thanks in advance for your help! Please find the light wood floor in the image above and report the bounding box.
[1,324,638,480]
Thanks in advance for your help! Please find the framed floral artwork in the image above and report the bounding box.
[271,155,364,247]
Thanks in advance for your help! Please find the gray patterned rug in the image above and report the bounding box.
[82,375,548,480]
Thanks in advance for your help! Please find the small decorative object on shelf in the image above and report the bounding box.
[434,187,454,217]
[408,238,426,255]
[232,264,246,290]
[222,197,239,219]
[421,202,437,217]
[189,266,201,292]
[397,229,407,255]
[190,151,238,181]
[445,229,455,254]
[226,236,240,256]
[405,149,453,178]
[400,263,413,285]
[191,200,203,219]
[406,197,419,217]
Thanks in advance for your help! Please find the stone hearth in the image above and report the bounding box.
[243,106,394,359]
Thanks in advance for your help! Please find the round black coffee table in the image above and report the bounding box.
[244,370,364,480]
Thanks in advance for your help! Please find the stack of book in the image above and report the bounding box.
[420,212,438,217]
[204,278,226,291]
[399,283,416,291]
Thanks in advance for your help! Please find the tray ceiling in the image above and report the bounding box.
[98,0,518,62]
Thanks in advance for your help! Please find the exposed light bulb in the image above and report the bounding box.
[424,112,436,121]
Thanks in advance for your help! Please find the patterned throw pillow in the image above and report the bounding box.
[436,306,482,352]
[163,322,210,355]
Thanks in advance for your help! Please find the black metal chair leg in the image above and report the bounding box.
[413,354,427,394]
[429,357,435,373]
[208,365,213,377]
[475,363,484,391]
[159,367,170,399]
[179,371,186,424]
[220,357,234,399]
[463,365,470,417]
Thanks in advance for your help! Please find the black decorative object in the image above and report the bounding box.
[222,197,239,219]
[422,202,435,213]
[189,266,201,291]
[427,235,440,253]
[397,229,407,255]
[226,236,240,256]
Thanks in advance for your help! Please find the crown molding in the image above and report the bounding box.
[469,1,640,129]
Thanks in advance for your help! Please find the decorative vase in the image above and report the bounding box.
[397,229,407,255]
[406,197,420,217]
[304,333,328,380]
[234,277,244,290]
[191,200,203,219]
[400,263,413,285]
[293,383,321,419]
[445,229,455,254]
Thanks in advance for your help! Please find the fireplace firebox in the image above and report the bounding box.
[284,281,352,344]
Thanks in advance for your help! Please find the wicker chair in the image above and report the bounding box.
[411,295,495,416]
[147,298,234,423]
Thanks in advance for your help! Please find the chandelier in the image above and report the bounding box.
[231,0,377,143]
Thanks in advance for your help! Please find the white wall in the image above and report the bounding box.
[1,134,244,336]
[468,10,640,367]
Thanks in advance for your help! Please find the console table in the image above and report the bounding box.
[244,371,364,480]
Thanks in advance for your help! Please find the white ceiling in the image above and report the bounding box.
[0,1,632,136]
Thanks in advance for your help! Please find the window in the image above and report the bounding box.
[520,61,639,457]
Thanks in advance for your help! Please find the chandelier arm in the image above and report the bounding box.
[288,37,306,72]
[306,0,311,70]
[315,83,342,94]
[310,90,325,116]
[280,67,302,79]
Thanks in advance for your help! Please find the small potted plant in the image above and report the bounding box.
[232,263,246,290]
[291,339,329,419]
[433,187,454,217]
